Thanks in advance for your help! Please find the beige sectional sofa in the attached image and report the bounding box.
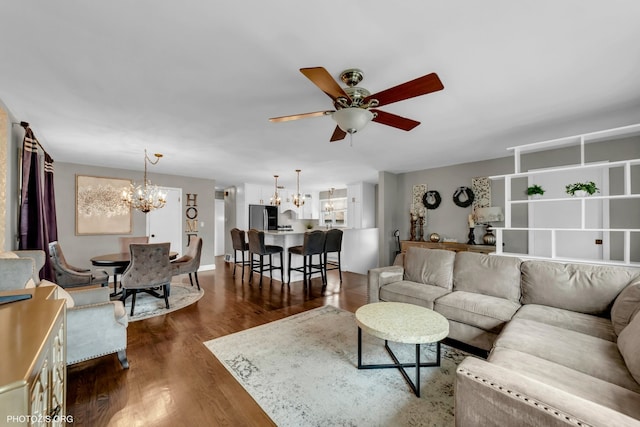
[368,247,640,426]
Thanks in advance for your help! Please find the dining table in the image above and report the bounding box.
[91,251,178,296]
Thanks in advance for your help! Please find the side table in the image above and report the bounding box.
[355,302,449,397]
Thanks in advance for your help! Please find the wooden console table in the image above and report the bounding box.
[0,286,66,426]
[400,241,495,254]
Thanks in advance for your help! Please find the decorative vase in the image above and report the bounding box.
[529,194,542,200]
[573,190,587,197]
[429,233,441,243]
[482,228,497,245]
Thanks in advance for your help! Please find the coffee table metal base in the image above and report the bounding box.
[357,327,441,397]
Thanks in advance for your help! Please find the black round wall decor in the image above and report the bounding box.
[422,191,442,210]
[452,186,475,208]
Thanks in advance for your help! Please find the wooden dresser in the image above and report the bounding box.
[0,286,67,426]
[400,240,495,254]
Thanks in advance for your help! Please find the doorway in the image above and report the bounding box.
[147,187,183,256]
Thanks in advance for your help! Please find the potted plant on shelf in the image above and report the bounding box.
[565,181,599,197]
[526,184,545,199]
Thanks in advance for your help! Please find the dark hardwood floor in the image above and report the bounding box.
[66,256,369,426]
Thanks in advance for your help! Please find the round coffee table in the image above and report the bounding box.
[355,302,449,397]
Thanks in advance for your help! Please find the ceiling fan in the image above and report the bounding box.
[269,67,444,142]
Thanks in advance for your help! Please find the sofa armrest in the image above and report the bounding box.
[0,258,35,291]
[15,250,45,284]
[456,357,640,427]
[367,265,404,303]
[68,287,111,306]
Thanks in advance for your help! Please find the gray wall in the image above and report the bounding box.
[55,162,216,270]
[378,171,400,266]
[378,135,640,267]
[1,102,25,251]
[397,156,513,252]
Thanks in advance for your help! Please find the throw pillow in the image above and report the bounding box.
[611,280,640,335]
[617,310,640,384]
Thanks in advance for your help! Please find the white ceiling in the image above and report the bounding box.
[2,1,640,192]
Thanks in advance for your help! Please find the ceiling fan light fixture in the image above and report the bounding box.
[332,108,374,134]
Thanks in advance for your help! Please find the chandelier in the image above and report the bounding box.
[270,175,281,206]
[122,149,167,213]
[324,187,335,212]
[293,169,305,207]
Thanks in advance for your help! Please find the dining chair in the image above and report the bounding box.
[48,241,109,288]
[230,228,250,281]
[247,229,283,287]
[120,242,172,316]
[287,230,326,290]
[323,228,344,283]
[114,236,150,290]
[171,236,203,290]
[119,236,149,253]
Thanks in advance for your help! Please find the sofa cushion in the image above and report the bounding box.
[452,252,522,303]
[489,346,640,421]
[521,260,638,315]
[611,279,640,336]
[494,318,640,392]
[434,291,520,333]
[513,304,617,342]
[379,280,450,310]
[403,248,455,290]
[617,309,640,384]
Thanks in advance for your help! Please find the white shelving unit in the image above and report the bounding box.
[489,123,640,266]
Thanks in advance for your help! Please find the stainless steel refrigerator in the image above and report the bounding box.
[248,204,278,231]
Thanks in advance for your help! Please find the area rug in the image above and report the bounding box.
[122,281,204,321]
[204,305,471,426]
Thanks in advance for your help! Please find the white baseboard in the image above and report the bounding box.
[198,264,216,271]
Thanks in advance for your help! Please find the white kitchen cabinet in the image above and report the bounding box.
[301,192,319,219]
[244,183,274,206]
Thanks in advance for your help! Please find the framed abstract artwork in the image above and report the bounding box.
[75,175,132,235]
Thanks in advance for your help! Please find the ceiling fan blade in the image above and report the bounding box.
[364,72,444,107]
[269,110,334,123]
[300,67,351,102]
[371,109,420,131]
[330,126,347,142]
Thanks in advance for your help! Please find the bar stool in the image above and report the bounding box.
[324,228,344,283]
[230,228,250,281]
[247,229,284,287]
[288,230,326,290]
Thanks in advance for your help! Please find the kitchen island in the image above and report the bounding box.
[261,228,379,285]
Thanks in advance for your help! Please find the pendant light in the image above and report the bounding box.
[293,169,305,207]
[122,149,167,213]
[270,175,281,206]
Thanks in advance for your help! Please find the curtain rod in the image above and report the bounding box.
[12,121,51,157]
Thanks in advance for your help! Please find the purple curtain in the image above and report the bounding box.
[44,153,58,244]
[19,126,57,281]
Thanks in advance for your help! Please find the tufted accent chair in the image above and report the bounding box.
[0,250,129,368]
[49,241,109,288]
[120,242,172,316]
